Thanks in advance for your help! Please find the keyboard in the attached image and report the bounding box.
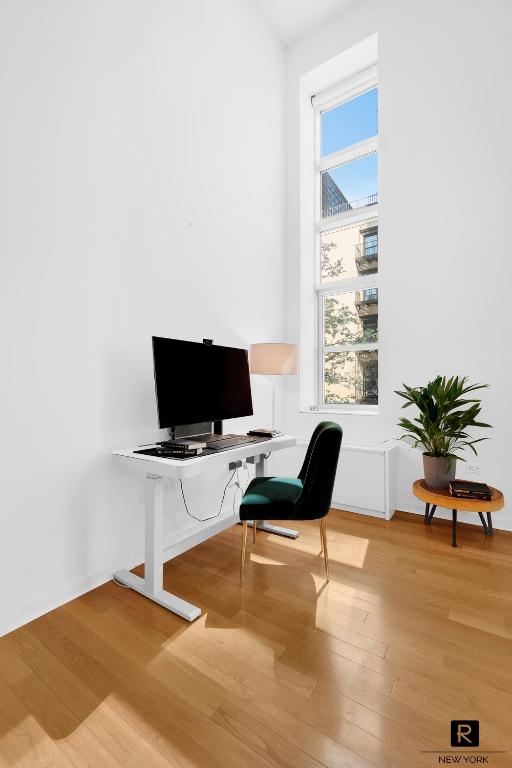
[205,434,269,451]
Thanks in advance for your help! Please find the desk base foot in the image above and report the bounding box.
[237,521,299,539]
[256,521,300,539]
[113,570,201,622]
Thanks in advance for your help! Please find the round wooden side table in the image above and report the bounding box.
[412,479,504,548]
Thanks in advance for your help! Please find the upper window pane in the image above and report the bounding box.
[321,218,378,282]
[321,153,378,218]
[321,88,378,157]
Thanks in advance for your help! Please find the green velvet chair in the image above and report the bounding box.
[239,421,343,584]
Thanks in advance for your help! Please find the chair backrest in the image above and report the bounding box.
[297,421,343,520]
[298,422,326,482]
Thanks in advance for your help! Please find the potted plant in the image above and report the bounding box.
[395,375,492,489]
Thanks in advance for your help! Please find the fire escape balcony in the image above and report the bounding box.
[355,289,378,317]
[355,243,378,274]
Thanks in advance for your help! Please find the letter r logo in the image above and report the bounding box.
[451,720,479,747]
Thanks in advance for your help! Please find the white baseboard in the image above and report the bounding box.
[162,509,238,560]
[1,514,241,639]
[396,497,512,532]
[331,498,511,532]
[0,551,141,639]
[331,502,389,520]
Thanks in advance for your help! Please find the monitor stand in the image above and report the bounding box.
[168,421,223,441]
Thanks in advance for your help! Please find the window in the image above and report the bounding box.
[314,72,379,408]
[363,231,378,258]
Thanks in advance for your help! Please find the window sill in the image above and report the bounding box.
[300,408,379,416]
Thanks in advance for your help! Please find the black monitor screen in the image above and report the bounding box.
[152,337,253,428]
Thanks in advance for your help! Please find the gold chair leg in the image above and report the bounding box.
[321,517,329,581]
[253,520,257,543]
[319,518,324,553]
[240,521,248,585]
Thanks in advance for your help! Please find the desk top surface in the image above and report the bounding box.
[113,434,297,479]
[413,479,504,512]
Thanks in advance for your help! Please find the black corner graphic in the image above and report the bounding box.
[451,720,479,747]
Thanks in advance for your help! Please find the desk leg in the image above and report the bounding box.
[253,453,299,540]
[114,474,201,622]
[452,509,458,548]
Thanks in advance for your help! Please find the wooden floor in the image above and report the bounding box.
[1,510,512,768]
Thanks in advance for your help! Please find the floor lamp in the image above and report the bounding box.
[249,343,298,430]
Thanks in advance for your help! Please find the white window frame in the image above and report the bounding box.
[313,67,379,413]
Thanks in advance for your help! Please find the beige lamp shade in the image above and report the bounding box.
[249,343,297,375]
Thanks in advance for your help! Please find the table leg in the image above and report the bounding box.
[452,509,458,547]
[427,504,437,524]
[424,503,430,524]
[478,511,489,535]
[114,473,201,622]
[246,453,299,540]
[487,512,494,535]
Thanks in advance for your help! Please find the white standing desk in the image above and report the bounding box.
[112,435,297,621]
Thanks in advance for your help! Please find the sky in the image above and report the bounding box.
[322,87,378,207]
[326,154,378,206]
[321,87,378,156]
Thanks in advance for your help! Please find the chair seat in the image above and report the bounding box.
[239,476,303,521]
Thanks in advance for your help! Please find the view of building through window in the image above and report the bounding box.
[321,218,378,282]
[321,154,378,217]
[316,79,379,406]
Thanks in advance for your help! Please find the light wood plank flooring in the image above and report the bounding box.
[1,510,512,767]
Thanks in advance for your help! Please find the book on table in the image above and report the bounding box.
[449,480,491,500]
[159,439,207,449]
[134,445,203,458]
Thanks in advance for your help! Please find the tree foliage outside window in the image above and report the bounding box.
[324,351,378,404]
[320,238,377,402]
[321,240,344,281]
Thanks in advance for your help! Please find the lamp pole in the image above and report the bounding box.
[272,375,276,430]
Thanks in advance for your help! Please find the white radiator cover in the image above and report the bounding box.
[332,443,398,520]
[270,441,398,520]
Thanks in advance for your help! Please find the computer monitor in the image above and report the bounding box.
[152,336,253,430]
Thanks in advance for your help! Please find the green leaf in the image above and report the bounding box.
[395,376,492,458]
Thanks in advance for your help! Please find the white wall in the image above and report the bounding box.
[282,0,512,528]
[0,0,284,635]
